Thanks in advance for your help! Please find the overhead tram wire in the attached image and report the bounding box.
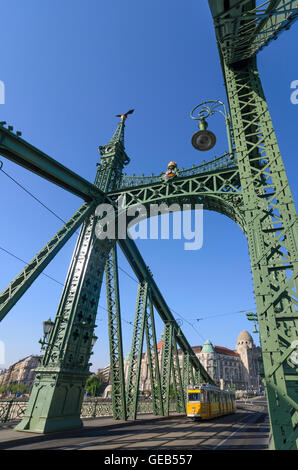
[194,308,257,322]
[0,245,65,287]
[168,307,206,343]
[0,167,68,225]
[0,244,134,328]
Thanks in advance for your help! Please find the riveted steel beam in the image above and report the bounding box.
[160,322,173,416]
[144,291,164,415]
[182,352,191,407]
[0,125,102,201]
[209,0,298,64]
[172,336,186,413]
[222,55,298,450]
[126,282,148,420]
[105,244,126,420]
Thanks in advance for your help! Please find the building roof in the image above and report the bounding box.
[165,342,240,358]
[214,346,239,357]
[201,340,215,353]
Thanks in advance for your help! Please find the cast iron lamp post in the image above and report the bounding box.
[190,100,234,156]
[38,318,54,351]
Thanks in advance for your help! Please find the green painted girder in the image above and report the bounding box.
[160,323,173,416]
[190,366,196,386]
[194,369,202,386]
[210,0,298,446]
[105,244,126,420]
[172,337,186,413]
[182,352,190,407]
[144,292,164,415]
[221,55,298,449]
[0,201,97,322]
[0,123,102,201]
[208,0,298,65]
[126,281,148,420]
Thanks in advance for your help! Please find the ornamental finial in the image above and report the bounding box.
[115,109,134,121]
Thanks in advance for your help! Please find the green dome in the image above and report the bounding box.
[201,339,215,353]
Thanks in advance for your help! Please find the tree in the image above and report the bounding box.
[85,374,106,397]
[0,382,28,396]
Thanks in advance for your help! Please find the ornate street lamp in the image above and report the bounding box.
[246,311,259,335]
[39,318,54,350]
[91,334,98,349]
[88,334,98,358]
[191,116,216,152]
[190,100,234,155]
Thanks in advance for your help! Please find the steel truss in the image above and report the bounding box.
[171,336,186,413]
[144,291,164,416]
[208,0,298,65]
[222,57,298,450]
[105,244,126,420]
[126,281,148,420]
[160,322,173,416]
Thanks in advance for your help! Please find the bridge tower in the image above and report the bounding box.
[208,0,298,450]
[15,118,130,433]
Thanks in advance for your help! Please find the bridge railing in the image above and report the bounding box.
[119,152,236,189]
[0,398,179,424]
[0,398,28,424]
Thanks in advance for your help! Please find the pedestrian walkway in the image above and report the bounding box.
[0,412,183,450]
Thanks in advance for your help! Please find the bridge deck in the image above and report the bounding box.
[0,398,269,451]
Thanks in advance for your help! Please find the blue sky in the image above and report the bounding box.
[0,0,297,371]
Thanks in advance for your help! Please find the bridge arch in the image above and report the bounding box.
[101,186,246,241]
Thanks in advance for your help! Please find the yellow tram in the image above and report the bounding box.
[187,384,236,420]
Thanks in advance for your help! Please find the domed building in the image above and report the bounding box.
[196,331,262,392]
[102,330,263,396]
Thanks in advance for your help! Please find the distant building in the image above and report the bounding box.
[195,331,262,392]
[97,364,110,383]
[102,330,263,396]
[0,355,42,391]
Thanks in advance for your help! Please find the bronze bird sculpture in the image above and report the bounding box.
[115,109,134,120]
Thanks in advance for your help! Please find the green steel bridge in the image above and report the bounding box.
[0,0,297,450]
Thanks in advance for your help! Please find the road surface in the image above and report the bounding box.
[0,397,269,451]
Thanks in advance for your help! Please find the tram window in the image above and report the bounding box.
[188,392,200,401]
